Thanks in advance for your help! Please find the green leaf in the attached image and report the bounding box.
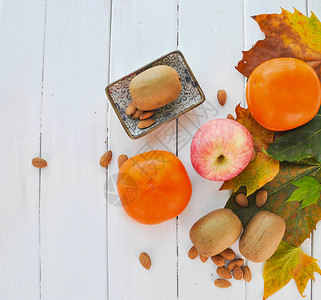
[267,108,321,163]
[287,176,321,209]
[225,159,321,246]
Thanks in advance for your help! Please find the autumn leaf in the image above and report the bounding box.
[220,105,279,196]
[263,240,321,299]
[225,159,321,246]
[267,108,321,163]
[234,104,274,152]
[220,153,279,196]
[236,8,321,80]
[287,176,321,209]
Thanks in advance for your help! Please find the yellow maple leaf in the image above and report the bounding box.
[237,8,321,79]
[220,105,279,196]
[263,240,321,299]
[220,153,279,196]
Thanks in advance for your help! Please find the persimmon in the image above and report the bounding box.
[246,58,321,131]
[117,150,192,224]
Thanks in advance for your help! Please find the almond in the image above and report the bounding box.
[235,193,248,208]
[99,150,112,167]
[211,254,225,267]
[242,266,252,282]
[233,266,243,280]
[132,109,143,119]
[250,149,256,162]
[118,154,128,169]
[217,89,227,106]
[220,248,236,260]
[228,258,244,271]
[256,189,268,208]
[140,110,155,120]
[32,157,47,168]
[200,255,208,263]
[126,101,137,116]
[214,279,231,288]
[216,266,232,279]
[188,246,198,259]
[138,118,155,129]
[227,114,235,120]
[139,252,151,270]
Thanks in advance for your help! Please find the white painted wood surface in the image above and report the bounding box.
[1,0,320,299]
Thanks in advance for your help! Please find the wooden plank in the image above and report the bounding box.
[40,0,111,299]
[0,0,45,299]
[244,1,311,300]
[107,1,178,299]
[308,2,321,298]
[177,1,246,299]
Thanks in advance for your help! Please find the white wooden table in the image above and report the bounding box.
[1,0,321,299]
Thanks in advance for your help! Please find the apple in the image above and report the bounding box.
[190,119,253,181]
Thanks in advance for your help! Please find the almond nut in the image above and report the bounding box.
[200,255,208,263]
[211,254,225,267]
[256,190,268,208]
[188,246,198,259]
[99,150,112,167]
[132,109,143,119]
[220,248,236,260]
[235,193,248,208]
[228,258,244,271]
[118,154,128,169]
[32,157,47,168]
[138,118,155,129]
[214,279,231,288]
[217,89,227,106]
[216,266,232,279]
[126,101,137,116]
[139,252,151,270]
[242,266,252,282]
[140,110,155,120]
[227,114,235,120]
[233,266,243,280]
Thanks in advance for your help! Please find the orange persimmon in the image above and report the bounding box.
[117,150,192,224]
[246,58,321,131]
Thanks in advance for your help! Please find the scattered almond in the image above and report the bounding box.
[211,254,225,267]
[228,258,244,271]
[139,252,151,270]
[235,193,248,208]
[140,110,155,120]
[99,150,112,167]
[200,255,208,263]
[233,267,243,280]
[227,114,235,120]
[188,246,198,259]
[138,118,155,129]
[214,279,231,288]
[217,89,227,106]
[220,248,236,260]
[242,266,252,282]
[256,189,268,208]
[32,157,47,168]
[118,154,128,169]
[125,101,137,116]
[216,266,232,279]
[250,149,256,162]
[132,109,143,119]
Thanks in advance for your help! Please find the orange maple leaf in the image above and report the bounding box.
[236,8,321,79]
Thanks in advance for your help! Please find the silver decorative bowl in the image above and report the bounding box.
[105,50,206,139]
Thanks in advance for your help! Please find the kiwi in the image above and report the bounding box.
[239,210,285,262]
[189,208,243,257]
[129,65,182,111]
